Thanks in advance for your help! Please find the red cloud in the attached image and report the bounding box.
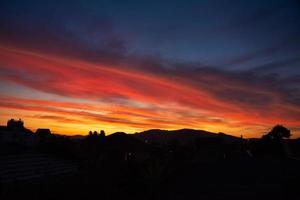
[0,46,299,137]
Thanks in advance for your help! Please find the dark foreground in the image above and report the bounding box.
[1,123,300,200]
[1,156,299,200]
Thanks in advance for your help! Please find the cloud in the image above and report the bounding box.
[0,46,300,137]
[32,115,84,124]
[0,8,128,66]
[220,32,300,67]
[215,3,286,32]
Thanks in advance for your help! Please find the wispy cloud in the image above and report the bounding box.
[0,46,299,137]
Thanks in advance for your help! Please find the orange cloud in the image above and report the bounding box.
[0,45,299,137]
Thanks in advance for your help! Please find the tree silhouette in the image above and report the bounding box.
[256,125,292,157]
[100,130,105,138]
[263,125,291,140]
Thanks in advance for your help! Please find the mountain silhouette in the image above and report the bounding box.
[133,128,240,145]
[106,131,146,149]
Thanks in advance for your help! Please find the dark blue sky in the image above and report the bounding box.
[1,0,300,70]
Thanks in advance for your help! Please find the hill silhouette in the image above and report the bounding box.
[133,128,240,145]
[106,132,147,151]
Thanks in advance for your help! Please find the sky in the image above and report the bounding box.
[0,0,300,138]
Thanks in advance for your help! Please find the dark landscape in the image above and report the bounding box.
[1,118,300,200]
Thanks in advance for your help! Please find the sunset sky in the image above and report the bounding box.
[0,0,300,137]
